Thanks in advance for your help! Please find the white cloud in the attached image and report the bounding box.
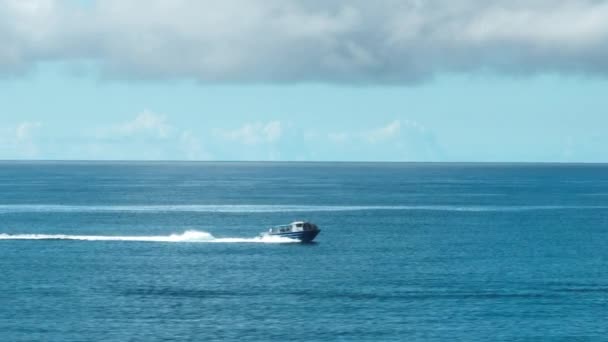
[2,0,608,83]
[216,121,282,145]
[263,121,282,143]
[365,120,400,143]
[0,121,43,158]
[179,130,210,160]
[328,120,405,144]
[114,110,171,138]
[321,119,443,161]
[327,132,350,143]
[89,110,209,160]
[15,121,42,142]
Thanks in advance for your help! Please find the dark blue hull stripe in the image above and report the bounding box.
[271,232,315,236]
[268,230,320,241]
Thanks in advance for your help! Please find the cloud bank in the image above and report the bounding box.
[323,120,442,161]
[215,121,282,145]
[90,111,210,160]
[1,0,608,83]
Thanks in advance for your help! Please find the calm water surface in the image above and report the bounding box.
[1,162,607,341]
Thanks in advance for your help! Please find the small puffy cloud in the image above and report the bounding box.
[212,120,283,160]
[15,121,42,142]
[114,110,171,138]
[365,120,400,143]
[179,130,210,160]
[215,121,282,145]
[0,121,43,158]
[327,132,350,143]
[263,121,282,143]
[2,1,608,83]
[322,119,443,161]
[89,110,209,160]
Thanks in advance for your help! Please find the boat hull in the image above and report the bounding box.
[267,229,320,243]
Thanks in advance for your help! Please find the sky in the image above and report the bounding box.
[1,0,607,162]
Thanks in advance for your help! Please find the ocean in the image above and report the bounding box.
[1,161,607,341]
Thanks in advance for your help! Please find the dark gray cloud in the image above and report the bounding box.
[1,0,608,83]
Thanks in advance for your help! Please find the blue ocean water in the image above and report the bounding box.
[1,161,607,341]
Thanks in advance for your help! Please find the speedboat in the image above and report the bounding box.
[262,221,320,242]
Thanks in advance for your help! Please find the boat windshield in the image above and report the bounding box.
[269,224,291,233]
[268,222,316,233]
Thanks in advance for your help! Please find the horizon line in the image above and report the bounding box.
[1,159,607,165]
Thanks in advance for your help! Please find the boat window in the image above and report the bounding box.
[296,223,303,228]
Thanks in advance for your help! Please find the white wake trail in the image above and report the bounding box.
[0,230,300,244]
